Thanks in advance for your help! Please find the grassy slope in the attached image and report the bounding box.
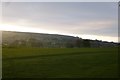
[2,48,118,78]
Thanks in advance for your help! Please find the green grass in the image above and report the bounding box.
[2,47,118,78]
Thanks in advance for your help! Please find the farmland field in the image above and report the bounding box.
[2,47,118,78]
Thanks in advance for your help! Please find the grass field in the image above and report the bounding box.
[2,47,118,78]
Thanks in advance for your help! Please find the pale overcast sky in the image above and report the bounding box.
[1,2,118,42]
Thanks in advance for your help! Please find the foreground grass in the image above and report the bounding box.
[2,47,118,78]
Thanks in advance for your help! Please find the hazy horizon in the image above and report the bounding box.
[0,2,118,42]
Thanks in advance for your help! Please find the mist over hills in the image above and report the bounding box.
[2,31,118,48]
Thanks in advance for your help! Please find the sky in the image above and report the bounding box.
[0,2,118,42]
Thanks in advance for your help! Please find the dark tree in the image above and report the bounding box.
[83,39,91,47]
[75,38,82,47]
[66,42,74,48]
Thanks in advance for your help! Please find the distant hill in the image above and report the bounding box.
[2,31,118,48]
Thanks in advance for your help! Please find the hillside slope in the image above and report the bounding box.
[2,31,117,48]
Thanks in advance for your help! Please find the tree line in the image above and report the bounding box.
[2,37,91,48]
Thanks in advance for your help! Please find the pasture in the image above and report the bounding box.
[2,48,118,78]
